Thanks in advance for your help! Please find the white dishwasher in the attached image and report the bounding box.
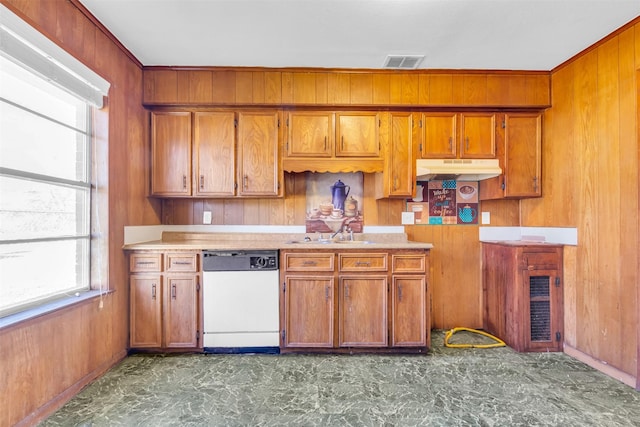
[202,250,280,353]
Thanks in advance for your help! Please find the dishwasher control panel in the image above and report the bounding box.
[203,250,279,271]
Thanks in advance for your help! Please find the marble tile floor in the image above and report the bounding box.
[41,330,640,427]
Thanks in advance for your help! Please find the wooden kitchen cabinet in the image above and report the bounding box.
[281,252,335,348]
[482,242,563,352]
[390,253,429,347]
[480,113,542,200]
[285,111,380,158]
[150,110,282,198]
[129,251,201,351]
[280,249,429,353]
[237,111,282,196]
[339,275,388,347]
[193,111,236,196]
[419,112,496,159]
[376,112,417,199]
[151,111,192,196]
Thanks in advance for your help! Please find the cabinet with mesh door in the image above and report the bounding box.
[482,242,563,352]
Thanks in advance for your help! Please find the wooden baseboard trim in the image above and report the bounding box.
[564,344,636,388]
[16,349,128,427]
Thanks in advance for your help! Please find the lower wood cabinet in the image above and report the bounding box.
[482,242,563,352]
[280,249,430,353]
[129,251,201,351]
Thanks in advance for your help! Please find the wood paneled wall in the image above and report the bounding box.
[522,22,639,382]
[0,1,160,425]
[144,68,550,107]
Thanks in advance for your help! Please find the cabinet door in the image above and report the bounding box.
[522,269,563,352]
[504,113,542,197]
[421,112,457,158]
[130,275,162,348]
[339,276,388,347]
[283,276,334,348]
[163,275,199,348]
[193,112,236,196]
[384,112,415,197]
[237,111,281,196]
[391,276,426,347]
[459,113,496,158]
[335,112,380,157]
[286,112,333,157]
[151,112,192,196]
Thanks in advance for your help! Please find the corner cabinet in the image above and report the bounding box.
[129,251,201,351]
[482,242,563,352]
[280,249,430,353]
[150,110,282,198]
[480,113,542,200]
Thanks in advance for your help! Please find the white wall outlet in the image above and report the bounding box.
[203,211,212,224]
[401,211,415,225]
[481,211,490,225]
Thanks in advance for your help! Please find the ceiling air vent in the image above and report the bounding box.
[383,55,425,69]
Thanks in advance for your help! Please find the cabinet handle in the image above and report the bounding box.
[448,137,453,151]
[151,283,156,299]
[200,175,204,190]
[171,284,177,299]
[341,135,344,151]
[398,284,403,301]
[182,175,187,190]
[302,260,317,266]
[465,137,470,151]
[355,261,371,267]
[324,136,327,151]
[533,176,539,192]
[325,285,330,301]
[243,175,248,189]
[345,284,349,298]
[393,176,398,191]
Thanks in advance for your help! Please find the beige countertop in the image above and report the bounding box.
[123,232,433,251]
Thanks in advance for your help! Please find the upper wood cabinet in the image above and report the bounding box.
[376,112,417,198]
[285,111,380,158]
[237,111,282,196]
[419,112,496,159]
[480,113,542,200]
[193,112,236,197]
[286,112,333,157]
[151,112,192,196]
[150,110,283,198]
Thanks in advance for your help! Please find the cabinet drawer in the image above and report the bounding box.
[338,253,387,272]
[520,251,561,270]
[391,254,426,273]
[165,253,198,272]
[130,253,162,272]
[284,253,334,272]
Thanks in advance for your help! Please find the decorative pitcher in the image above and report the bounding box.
[330,179,350,211]
[458,205,477,223]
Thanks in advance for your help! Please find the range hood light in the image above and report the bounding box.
[416,159,502,181]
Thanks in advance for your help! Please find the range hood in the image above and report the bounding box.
[416,159,502,181]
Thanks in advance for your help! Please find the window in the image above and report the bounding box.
[0,56,92,316]
[0,4,110,319]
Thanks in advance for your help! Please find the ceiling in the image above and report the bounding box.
[79,0,640,71]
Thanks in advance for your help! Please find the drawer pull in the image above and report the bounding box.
[302,260,318,266]
[173,261,193,265]
[136,261,156,265]
[355,261,371,267]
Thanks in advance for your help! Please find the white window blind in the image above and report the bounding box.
[0,4,110,107]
